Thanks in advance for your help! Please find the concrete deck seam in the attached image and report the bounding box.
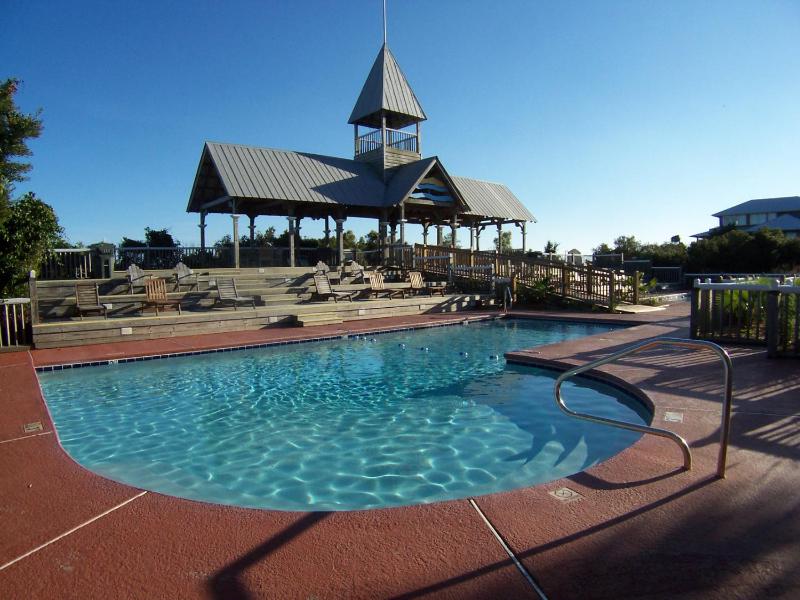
[468,498,548,600]
[0,431,52,444]
[0,491,148,572]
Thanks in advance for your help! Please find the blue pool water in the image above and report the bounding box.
[38,319,648,511]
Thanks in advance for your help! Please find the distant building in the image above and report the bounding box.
[692,196,800,239]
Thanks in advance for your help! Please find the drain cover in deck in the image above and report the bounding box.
[664,411,684,423]
[23,421,43,433]
[549,487,584,502]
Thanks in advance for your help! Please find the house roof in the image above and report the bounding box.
[713,196,800,217]
[348,44,427,129]
[187,142,535,223]
[744,214,800,233]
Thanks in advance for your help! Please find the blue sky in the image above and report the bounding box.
[3,0,799,253]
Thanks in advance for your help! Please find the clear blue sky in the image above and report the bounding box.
[3,0,799,253]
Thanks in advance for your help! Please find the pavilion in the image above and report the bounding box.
[186,42,536,268]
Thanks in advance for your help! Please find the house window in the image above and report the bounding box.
[748,213,767,225]
[721,215,745,227]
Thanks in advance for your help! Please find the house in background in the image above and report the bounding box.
[692,196,800,239]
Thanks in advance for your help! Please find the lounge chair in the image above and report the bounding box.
[346,260,366,283]
[363,270,406,299]
[214,278,256,310]
[312,274,356,303]
[126,264,152,294]
[142,278,182,315]
[409,271,446,296]
[314,260,340,284]
[75,283,108,319]
[173,262,198,291]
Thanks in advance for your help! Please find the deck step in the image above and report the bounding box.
[296,313,344,327]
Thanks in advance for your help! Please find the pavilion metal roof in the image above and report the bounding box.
[744,214,800,233]
[187,142,535,223]
[348,44,427,130]
[713,196,800,217]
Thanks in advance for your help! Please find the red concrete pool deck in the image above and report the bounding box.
[1,304,798,599]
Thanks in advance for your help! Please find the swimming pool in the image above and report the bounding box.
[38,319,648,511]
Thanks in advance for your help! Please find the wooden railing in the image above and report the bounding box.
[1,298,31,349]
[116,246,335,270]
[40,248,94,279]
[355,128,418,155]
[691,278,800,358]
[409,245,638,309]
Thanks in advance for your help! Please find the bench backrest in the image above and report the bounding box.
[145,278,169,302]
[127,264,147,283]
[76,283,100,308]
[174,262,193,278]
[313,274,333,295]
[314,261,329,275]
[216,278,239,300]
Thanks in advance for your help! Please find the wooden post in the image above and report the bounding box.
[766,281,779,357]
[249,215,256,247]
[28,271,39,326]
[324,216,330,245]
[422,222,429,248]
[335,218,345,266]
[609,274,616,312]
[436,224,443,246]
[586,264,593,298]
[380,220,389,264]
[561,265,567,298]
[690,279,700,339]
[353,124,359,157]
[231,214,240,269]
[450,215,458,249]
[287,216,296,268]
[416,121,421,155]
[199,211,207,252]
[633,271,641,305]
[521,222,527,253]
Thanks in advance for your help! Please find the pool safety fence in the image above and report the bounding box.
[690,278,800,358]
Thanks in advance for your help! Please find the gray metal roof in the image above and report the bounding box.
[187,142,387,213]
[713,196,800,217]
[348,44,427,129]
[452,176,537,222]
[187,142,535,223]
[744,214,800,232]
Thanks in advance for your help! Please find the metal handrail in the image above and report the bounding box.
[554,337,733,478]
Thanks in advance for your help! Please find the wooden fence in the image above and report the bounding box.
[0,298,32,349]
[408,245,639,309]
[690,279,800,358]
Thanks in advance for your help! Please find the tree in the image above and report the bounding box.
[441,231,461,248]
[612,235,642,258]
[120,227,179,248]
[494,231,512,252]
[544,240,559,254]
[358,230,380,251]
[0,192,63,295]
[592,242,614,255]
[0,79,43,220]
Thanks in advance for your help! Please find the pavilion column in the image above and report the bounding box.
[287,216,296,267]
[231,214,240,269]
[496,221,503,254]
[199,211,207,252]
[475,227,481,252]
[390,222,397,245]
[379,220,389,264]
[469,225,475,252]
[399,204,406,268]
[436,224,443,246]
[521,222,527,253]
[334,218,345,266]
[249,215,256,247]
[422,222,429,248]
[324,216,331,246]
[450,215,458,249]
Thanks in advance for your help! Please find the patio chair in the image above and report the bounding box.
[347,260,366,283]
[75,283,108,320]
[363,270,406,299]
[214,278,256,310]
[173,262,198,291]
[312,274,356,303]
[409,271,446,296]
[314,260,340,284]
[126,264,152,294]
[142,278,182,316]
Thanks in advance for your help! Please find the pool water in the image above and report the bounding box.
[38,319,648,511]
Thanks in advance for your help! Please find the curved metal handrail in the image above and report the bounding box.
[554,337,733,478]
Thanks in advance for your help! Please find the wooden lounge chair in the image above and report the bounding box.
[214,278,255,310]
[173,262,198,291]
[363,270,406,299]
[75,283,108,320]
[142,278,182,316]
[312,274,356,303]
[347,260,366,283]
[126,264,152,294]
[409,271,446,296]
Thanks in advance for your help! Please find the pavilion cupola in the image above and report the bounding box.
[349,43,426,175]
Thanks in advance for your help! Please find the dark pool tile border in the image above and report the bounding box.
[34,316,499,372]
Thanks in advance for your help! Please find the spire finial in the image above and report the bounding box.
[383,0,387,45]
